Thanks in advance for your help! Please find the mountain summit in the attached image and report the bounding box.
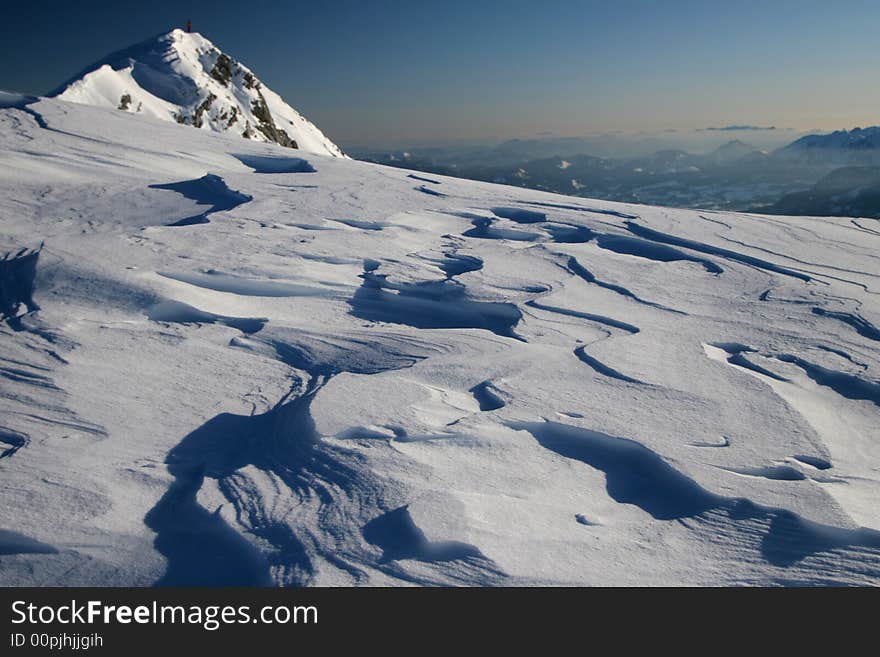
[52,29,345,157]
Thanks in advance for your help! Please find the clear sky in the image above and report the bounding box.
[1,0,877,147]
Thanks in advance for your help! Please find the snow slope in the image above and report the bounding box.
[1,95,880,586]
[53,29,345,157]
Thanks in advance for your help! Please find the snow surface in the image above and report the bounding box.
[53,30,345,158]
[1,94,880,586]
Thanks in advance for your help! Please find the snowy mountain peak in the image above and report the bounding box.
[53,29,345,157]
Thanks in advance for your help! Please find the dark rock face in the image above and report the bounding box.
[209,53,235,86]
[251,91,298,149]
[220,106,238,127]
[203,49,300,149]
[192,93,216,128]
[174,93,218,128]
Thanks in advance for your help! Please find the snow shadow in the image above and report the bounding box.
[525,300,640,334]
[362,506,483,563]
[233,154,316,174]
[734,501,880,568]
[416,185,445,197]
[522,201,640,219]
[407,174,441,184]
[0,529,57,556]
[792,455,832,470]
[327,218,387,231]
[144,388,319,586]
[720,465,807,481]
[463,217,543,241]
[483,207,595,243]
[595,234,723,274]
[513,421,722,520]
[249,327,437,378]
[624,221,810,282]
[812,307,880,342]
[542,223,595,243]
[349,271,523,340]
[711,343,880,406]
[0,247,41,321]
[159,270,334,297]
[775,354,880,406]
[436,252,483,279]
[0,428,28,459]
[469,380,506,411]
[150,174,252,226]
[513,420,880,568]
[574,346,645,384]
[147,299,266,334]
[566,256,677,311]
[491,207,547,224]
[711,343,790,381]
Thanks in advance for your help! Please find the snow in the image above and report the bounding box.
[1,92,880,586]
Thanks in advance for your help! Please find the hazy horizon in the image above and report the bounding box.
[2,0,878,148]
[339,125,818,156]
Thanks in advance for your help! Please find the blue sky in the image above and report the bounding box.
[1,0,877,146]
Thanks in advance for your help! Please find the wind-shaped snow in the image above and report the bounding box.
[53,29,345,157]
[1,94,880,586]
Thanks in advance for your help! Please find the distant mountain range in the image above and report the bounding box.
[776,127,880,167]
[357,128,880,217]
